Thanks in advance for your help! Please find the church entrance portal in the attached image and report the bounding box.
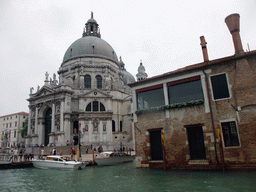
[73,136,78,145]
[44,108,52,146]
[73,120,79,145]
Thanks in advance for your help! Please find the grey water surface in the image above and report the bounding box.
[0,162,256,192]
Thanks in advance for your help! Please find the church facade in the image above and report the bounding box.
[26,13,136,151]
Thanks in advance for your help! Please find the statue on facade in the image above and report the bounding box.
[93,118,99,132]
[30,87,34,94]
[45,71,49,81]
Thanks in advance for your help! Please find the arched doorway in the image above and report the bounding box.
[44,108,52,146]
[73,120,79,145]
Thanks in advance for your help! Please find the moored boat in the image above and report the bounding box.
[32,155,84,170]
[94,152,134,166]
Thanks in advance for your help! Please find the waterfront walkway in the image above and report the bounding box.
[0,146,135,169]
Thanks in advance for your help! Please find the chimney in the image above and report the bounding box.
[225,13,244,56]
[200,36,209,62]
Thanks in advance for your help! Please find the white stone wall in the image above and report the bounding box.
[0,113,28,148]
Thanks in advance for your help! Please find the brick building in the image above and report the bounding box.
[0,112,29,148]
[129,14,256,170]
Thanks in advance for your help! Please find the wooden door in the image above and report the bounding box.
[150,130,163,160]
[186,126,206,160]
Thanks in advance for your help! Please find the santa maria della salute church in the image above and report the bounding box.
[26,13,147,150]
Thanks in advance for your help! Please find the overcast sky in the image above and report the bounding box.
[0,0,255,116]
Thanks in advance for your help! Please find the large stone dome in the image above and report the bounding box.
[62,36,118,64]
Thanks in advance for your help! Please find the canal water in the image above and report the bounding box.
[0,162,256,192]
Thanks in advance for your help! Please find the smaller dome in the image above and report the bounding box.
[118,56,135,84]
[87,18,97,24]
[121,70,135,84]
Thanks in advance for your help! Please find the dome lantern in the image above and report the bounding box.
[136,60,148,81]
[82,12,101,38]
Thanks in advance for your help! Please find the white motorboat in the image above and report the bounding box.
[94,152,134,166]
[32,155,83,170]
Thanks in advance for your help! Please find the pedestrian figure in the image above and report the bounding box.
[40,149,44,159]
[71,148,76,160]
[52,148,56,155]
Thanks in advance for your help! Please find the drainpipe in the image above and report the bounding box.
[200,35,219,165]
[200,36,219,164]
[203,70,219,165]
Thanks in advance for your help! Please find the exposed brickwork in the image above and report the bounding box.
[132,52,256,170]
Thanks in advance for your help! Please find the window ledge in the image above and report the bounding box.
[149,160,164,163]
[135,99,204,115]
[188,160,209,165]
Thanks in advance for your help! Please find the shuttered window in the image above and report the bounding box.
[210,73,230,100]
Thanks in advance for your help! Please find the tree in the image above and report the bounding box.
[20,117,28,138]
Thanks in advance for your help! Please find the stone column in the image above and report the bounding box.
[28,107,32,135]
[88,121,92,143]
[107,98,112,111]
[79,98,84,111]
[80,120,84,143]
[60,101,64,131]
[107,120,113,142]
[51,103,55,133]
[80,76,84,89]
[64,114,71,143]
[99,121,103,143]
[35,107,39,135]
[37,118,43,145]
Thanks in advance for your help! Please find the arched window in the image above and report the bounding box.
[84,75,91,89]
[100,102,105,111]
[86,103,91,111]
[96,75,102,89]
[112,120,115,132]
[85,101,106,112]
